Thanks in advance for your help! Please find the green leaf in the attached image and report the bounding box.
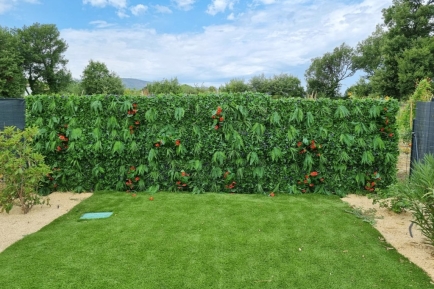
[372,135,385,150]
[306,112,314,127]
[212,151,226,165]
[290,107,304,123]
[253,167,265,178]
[303,154,314,171]
[174,107,185,121]
[112,141,125,154]
[361,151,375,165]
[70,128,82,141]
[247,151,259,166]
[31,100,43,113]
[269,111,281,125]
[211,166,222,179]
[90,100,103,114]
[252,123,265,136]
[287,126,298,142]
[145,108,157,122]
[334,105,350,119]
[369,105,381,118]
[148,148,158,162]
[339,133,354,146]
[270,147,283,162]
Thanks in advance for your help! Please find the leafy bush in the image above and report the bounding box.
[378,154,434,245]
[0,126,51,213]
[26,93,399,196]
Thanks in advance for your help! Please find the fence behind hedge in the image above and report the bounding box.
[25,93,399,196]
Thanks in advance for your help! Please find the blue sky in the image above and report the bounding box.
[0,0,392,90]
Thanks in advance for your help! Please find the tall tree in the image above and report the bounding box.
[0,27,26,97]
[352,25,386,78]
[397,37,434,94]
[14,23,71,94]
[81,60,125,95]
[268,73,305,98]
[370,0,434,99]
[219,78,250,93]
[305,43,356,98]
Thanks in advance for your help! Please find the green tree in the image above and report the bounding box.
[146,77,182,95]
[345,78,374,98]
[369,0,434,99]
[250,74,270,94]
[219,78,250,93]
[249,73,304,97]
[0,27,26,97]
[14,23,72,94]
[397,37,434,94]
[352,25,386,78]
[305,43,356,98]
[268,73,305,98]
[81,60,125,95]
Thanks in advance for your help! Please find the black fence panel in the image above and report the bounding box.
[410,100,434,171]
[0,98,26,131]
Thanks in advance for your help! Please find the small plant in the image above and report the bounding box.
[371,188,411,213]
[345,206,378,225]
[0,126,51,214]
[401,154,434,245]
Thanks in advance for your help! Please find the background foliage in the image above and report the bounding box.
[26,93,399,196]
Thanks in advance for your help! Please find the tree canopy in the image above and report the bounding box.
[14,23,71,94]
[81,60,125,95]
[0,27,26,97]
[305,43,356,98]
[358,0,434,99]
[146,78,182,95]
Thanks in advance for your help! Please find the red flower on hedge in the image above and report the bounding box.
[219,117,224,122]
[310,171,318,177]
[155,143,160,147]
[135,177,140,182]
[297,141,302,147]
[214,125,219,130]
[175,139,181,146]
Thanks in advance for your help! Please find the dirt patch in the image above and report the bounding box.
[0,192,92,253]
[342,194,434,281]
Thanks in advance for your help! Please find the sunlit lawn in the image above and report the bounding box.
[0,191,432,288]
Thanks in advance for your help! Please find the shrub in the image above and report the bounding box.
[379,154,434,245]
[0,126,51,214]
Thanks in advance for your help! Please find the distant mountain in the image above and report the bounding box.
[121,78,150,90]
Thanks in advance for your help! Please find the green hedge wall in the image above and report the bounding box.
[25,93,399,196]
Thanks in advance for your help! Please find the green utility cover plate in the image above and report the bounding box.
[80,212,113,220]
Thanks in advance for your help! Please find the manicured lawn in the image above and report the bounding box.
[0,192,433,288]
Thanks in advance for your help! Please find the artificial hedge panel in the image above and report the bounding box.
[25,93,399,196]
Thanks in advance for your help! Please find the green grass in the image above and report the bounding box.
[0,192,433,288]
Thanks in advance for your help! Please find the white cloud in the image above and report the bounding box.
[62,0,392,88]
[227,12,235,20]
[206,0,237,16]
[0,0,39,14]
[130,4,148,16]
[83,0,127,9]
[117,9,129,18]
[89,20,116,28]
[154,5,172,14]
[172,0,195,11]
